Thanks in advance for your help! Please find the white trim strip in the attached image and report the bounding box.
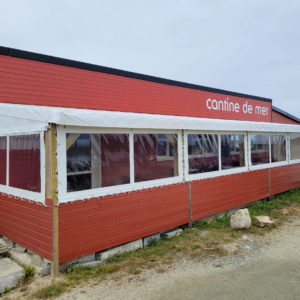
[0,103,299,133]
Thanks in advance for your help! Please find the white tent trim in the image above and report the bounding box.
[0,103,299,134]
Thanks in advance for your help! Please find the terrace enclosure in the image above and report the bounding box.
[0,46,299,275]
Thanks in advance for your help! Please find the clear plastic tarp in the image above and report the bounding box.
[9,134,41,192]
[66,133,130,192]
[134,134,178,182]
[290,133,300,160]
[188,134,219,174]
[250,134,270,165]
[271,135,286,162]
[221,134,245,169]
[0,136,7,185]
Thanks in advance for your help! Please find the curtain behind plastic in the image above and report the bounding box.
[290,134,300,160]
[271,135,286,162]
[9,134,41,192]
[0,137,7,185]
[221,134,245,169]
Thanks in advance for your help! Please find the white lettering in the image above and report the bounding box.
[212,99,218,110]
[206,98,212,110]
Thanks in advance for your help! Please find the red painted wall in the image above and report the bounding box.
[270,164,300,195]
[58,183,188,263]
[0,55,271,122]
[191,169,269,221]
[1,164,299,263]
[272,110,299,125]
[0,196,52,259]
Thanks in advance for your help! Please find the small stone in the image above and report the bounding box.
[230,209,251,229]
[219,243,241,255]
[242,235,252,242]
[281,208,289,215]
[254,216,274,227]
[199,230,210,237]
[162,229,182,239]
[175,229,183,236]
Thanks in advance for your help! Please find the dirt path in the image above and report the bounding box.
[57,216,300,300]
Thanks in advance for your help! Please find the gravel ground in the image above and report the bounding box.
[54,216,300,300]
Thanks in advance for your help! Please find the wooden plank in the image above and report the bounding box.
[45,124,59,277]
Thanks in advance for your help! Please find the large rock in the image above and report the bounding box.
[254,216,274,227]
[230,209,251,229]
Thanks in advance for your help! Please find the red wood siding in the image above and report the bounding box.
[270,164,300,195]
[0,195,52,259]
[191,169,269,221]
[272,110,299,124]
[58,183,188,263]
[0,55,271,122]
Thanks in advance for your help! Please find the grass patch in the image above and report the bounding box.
[33,282,67,299]
[248,189,300,219]
[19,265,35,285]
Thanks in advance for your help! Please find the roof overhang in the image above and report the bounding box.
[0,103,299,135]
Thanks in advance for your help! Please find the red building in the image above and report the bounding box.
[0,46,299,274]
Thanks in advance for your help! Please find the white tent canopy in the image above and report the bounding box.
[0,103,299,134]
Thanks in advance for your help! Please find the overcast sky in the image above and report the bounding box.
[0,0,299,118]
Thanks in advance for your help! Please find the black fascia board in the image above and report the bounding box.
[0,45,272,103]
[272,106,300,123]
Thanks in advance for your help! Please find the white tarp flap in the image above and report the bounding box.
[0,114,48,135]
[0,103,299,133]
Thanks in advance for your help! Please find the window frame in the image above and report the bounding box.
[57,126,183,203]
[248,132,289,170]
[0,132,45,203]
[184,131,248,181]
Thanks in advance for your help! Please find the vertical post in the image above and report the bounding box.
[268,166,271,201]
[45,124,59,277]
[268,135,272,201]
[188,181,192,228]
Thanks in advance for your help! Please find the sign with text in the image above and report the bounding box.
[193,91,272,122]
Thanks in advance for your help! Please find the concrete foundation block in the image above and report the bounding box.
[96,239,143,261]
[10,248,51,276]
[75,261,102,268]
[143,233,160,247]
[162,228,183,239]
[0,258,24,293]
[59,253,95,272]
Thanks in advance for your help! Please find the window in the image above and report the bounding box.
[67,133,130,192]
[188,134,219,174]
[9,134,41,192]
[250,134,269,165]
[221,134,245,169]
[156,134,174,158]
[290,134,300,160]
[0,137,7,185]
[134,134,178,182]
[271,134,286,163]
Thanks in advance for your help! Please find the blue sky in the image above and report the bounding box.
[0,0,299,118]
